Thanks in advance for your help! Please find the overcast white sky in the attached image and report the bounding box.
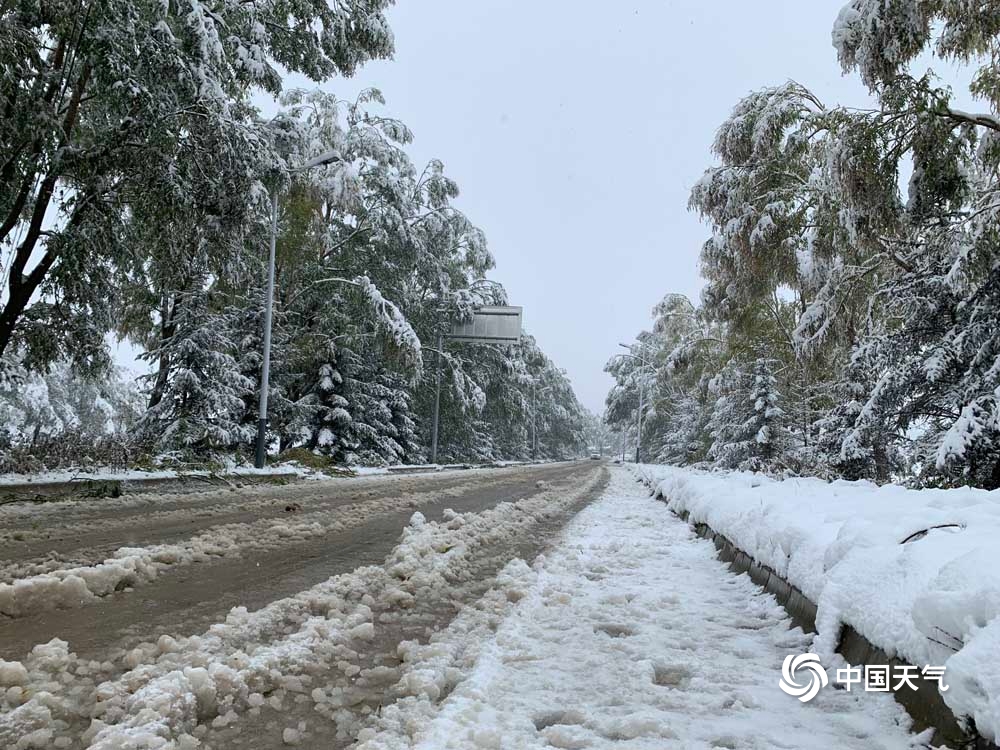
[290,0,890,414]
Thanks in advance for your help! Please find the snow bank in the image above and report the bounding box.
[349,466,392,476]
[635,464,1000,741]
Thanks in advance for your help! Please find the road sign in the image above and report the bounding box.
[447,306,523,344]
[431,305,523,463]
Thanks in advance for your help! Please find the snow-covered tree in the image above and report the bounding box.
[655,386,712,466]
[582,412,618,456]
[0,0,395,374]
[612,0,1000,487]
[0,360,141,444]
[829,0,1000,486]
[707,358,786,472]
[138,288,254,454]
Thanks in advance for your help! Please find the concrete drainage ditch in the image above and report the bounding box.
[651,488,997,750]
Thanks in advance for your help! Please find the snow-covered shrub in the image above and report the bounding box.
[0,359,145,473]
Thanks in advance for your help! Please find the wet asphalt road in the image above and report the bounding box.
[0,461,605,661]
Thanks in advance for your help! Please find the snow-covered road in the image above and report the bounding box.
[0,463,608,749]
[0,465,932,748]
[358,468,924,749]
[0,463,592,659]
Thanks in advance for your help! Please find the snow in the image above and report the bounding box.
[347,465,392,475]
[0,661,28,687]
[350,460,556,475]
[935,401,993,469]
[5,460,972,747]
[0,470,605,748]
[0,471,494,615]
[355,274,423,377]
[634,464,1000,743]
[0,474,476,614]
[0,457,538,489]
[0,464,304,489]
[355,468,922,749]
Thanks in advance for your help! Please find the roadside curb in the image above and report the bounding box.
[0,470,308,505]
[0,459,577,505]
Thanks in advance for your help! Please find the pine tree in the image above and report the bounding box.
[656,387,711,465]
[138,288,253,455]
[708,358,786,472]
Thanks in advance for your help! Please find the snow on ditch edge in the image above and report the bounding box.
[634,464,1000,743]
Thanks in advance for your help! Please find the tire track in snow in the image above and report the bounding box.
[0,465,590,664]
[0,465,607,750]
[0,468,544,574]
[0,465,585,616]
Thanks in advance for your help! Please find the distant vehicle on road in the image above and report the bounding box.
[589,453,601,460]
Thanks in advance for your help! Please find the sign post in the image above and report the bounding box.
[430,306,522,463]
[430,330,443,463]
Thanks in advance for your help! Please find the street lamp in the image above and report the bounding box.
[618,342,653,465]
[255,150,343,469]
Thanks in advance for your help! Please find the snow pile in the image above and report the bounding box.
[0,472,604,748]
[354,559,536,748]
[635,464,1000,741]
[355,468,920,749]
[349,466,393,476]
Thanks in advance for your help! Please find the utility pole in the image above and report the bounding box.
[255,150,343,468]
[635,375,644,464]
[618,342,652,466]
[430,330,443,464]
[255,191,279,469]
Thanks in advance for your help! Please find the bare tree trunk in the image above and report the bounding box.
[873,441,890,484]
[0,62,91,362]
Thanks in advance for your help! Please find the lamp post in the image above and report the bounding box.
[430,329,443,464]
[617,343,653,465]
[255,150,343,469]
